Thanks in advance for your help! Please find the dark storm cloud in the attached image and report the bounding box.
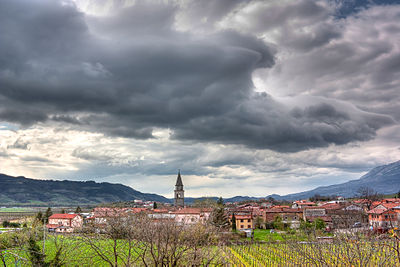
[173,95,393,152]
[0,0,394,152]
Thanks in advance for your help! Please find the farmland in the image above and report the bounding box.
[224,241,400,266]
[3,233,400,266]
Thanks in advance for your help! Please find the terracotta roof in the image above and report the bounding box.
[354,199,369,204]
[294,200,315,205]
[382,198,400,203]
[49,214,78,219]
[271,205,290,209]
[367,203,400,214]
[382,203,400,209]
[367,207,389,214]
[320,203,342,210]
[303,206,326,210]
[93,207,146,217]
[265,208,302,213]
[252,209,263,216]
[152,209,169,213]
[173,208,212,214]
[231,214,252,219]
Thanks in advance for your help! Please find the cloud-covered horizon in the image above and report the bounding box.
[0,0,399,197]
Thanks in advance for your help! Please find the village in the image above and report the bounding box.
[3,173,400,266]
[42,172,400,235]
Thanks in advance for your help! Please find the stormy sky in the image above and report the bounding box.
[1,0,399,198]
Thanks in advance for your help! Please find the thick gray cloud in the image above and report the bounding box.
[0,0,396,155]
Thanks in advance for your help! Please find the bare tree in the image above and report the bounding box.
[79,210,142,267]
[79,209,225,266]
[357,186,380,209]
[283,231,395,266]
[0,230,29,266]
[134,215,224,266]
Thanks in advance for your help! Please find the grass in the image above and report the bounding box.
[3,232,400,266]
[3,235,224,266]
[253,229,285,241]
[0,207,35,213]
[251,229,311,242]
[3,235,143,266]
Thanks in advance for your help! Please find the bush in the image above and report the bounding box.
[286,229,296,235]
[314,218,326,230]
[273,216,284,231]
[283,223,291,230]
[265,222,274,229]
[2,221,21,228]
[300,219,313,235]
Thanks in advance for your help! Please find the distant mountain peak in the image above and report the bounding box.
[266,160,400,201]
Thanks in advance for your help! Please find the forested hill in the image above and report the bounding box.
[0,173,169,206]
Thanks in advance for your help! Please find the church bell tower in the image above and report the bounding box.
[174,170,184,207]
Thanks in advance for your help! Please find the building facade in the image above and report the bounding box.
[230,213,253,230]
[46,214,83,233]
[173,208,212,225]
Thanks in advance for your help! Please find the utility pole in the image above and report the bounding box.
[42,218,46,254]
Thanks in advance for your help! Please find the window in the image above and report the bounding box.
[248,219,251,222]
[294,216,297,220]
[240,225,244,228]
[240,219,243,223]
[248,225,251,228]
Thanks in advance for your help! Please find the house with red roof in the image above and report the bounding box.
[292,200,315,209]
[172,208,212,225]
[264,207,303,229]
[46,214,83,233]
[368,205,399,231]
[367,202,400,231]
[92,207,147,224]
[321,203,367,229]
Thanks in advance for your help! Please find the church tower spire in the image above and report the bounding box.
[174,170,184,207]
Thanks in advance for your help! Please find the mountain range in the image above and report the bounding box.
[1,160,399,206]
[0,174,168,206]
[267,160,400,201]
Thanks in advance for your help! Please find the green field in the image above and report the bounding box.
[0,208,35,213]
[3,236,144,266]
[2,231,400,266]
[251,229,331,242]
[3,235,222,266]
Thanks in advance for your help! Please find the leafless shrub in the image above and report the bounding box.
[79,210,226,266]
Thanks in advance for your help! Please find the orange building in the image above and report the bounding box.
[230,214,253,229]
[368,204,400,231]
